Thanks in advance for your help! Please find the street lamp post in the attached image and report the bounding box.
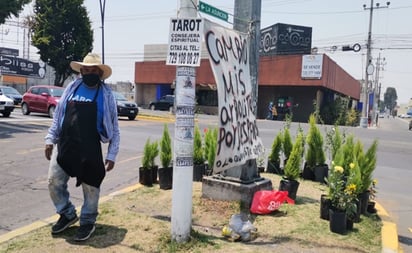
[99,0,106,64]
[361,0,390,128]
[372,52,385,125]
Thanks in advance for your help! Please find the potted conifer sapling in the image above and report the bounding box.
[158,124,173,189]
[139,138,159,186]
[267,131,283,174]
[305,114,328,183]
[193,125,206,181]
[279,132,304,200]
[204,127,218,175]
[282,127,293,169]
[357,139,378,214]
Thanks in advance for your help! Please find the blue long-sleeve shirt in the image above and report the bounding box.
[45,79,120,162]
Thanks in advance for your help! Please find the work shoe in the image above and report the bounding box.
[51,214,79,234]
[73,224,96,242]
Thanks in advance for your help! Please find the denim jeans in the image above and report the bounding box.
[48,145,100,225]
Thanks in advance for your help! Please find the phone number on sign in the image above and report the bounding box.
[168,51,200,65]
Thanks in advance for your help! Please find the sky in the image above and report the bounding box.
[2,0,412,104]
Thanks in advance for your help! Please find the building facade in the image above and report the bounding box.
[134,44,361,123]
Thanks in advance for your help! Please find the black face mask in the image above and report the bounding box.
[83,74,100,87]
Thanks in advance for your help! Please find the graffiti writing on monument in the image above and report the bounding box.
[205,26,262,171]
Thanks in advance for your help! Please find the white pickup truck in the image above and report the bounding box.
[0,92,15,117]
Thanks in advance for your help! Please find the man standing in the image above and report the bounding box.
[44,53,120,241]
[267,101,273,120]
[271,104,278,120]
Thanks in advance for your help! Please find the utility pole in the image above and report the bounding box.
[233,0,261,114]
[222,0,262,182]
[171,0,198,243]
[3,20,29,58]
[361,0,390,128]
[99,0,106,64]
[372,52,385,126]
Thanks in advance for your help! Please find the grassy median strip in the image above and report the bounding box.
[0,173,381,253]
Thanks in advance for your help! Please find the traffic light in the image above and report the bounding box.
[342,43,361,52]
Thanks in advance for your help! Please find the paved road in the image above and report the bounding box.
[0,111,162,235]
[372,117,412,252]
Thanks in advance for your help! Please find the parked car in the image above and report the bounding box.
[399,114,412,119]
[21,85,65,118]
[149,95,175,111]
[0,86,23,105]
[0,92,15,117]
[112,91,138,120]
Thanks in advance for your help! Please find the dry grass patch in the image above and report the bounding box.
[0,173,381,253]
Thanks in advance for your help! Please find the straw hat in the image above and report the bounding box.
[70,53,112,80]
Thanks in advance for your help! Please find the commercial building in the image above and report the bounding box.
[134,47,360,122]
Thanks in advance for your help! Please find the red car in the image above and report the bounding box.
[21,85,65,118]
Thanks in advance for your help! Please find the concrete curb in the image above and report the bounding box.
[376,202,402,253]
[138,115,175,122]
[0,215,59,244]
[0,184,142,245]
[137,111,175,122]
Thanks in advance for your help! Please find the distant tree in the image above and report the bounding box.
[30,0,93,86]
[383,87,397,113]
[0,0,30,24]
[378,99,384,112]
[319,96,354,126]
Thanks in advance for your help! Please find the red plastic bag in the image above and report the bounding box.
[250,190,295,214]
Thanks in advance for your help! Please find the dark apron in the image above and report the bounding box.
[57,85,105,188]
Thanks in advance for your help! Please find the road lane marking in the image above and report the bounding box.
[17,147,44,155]
[117,155,142,164]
